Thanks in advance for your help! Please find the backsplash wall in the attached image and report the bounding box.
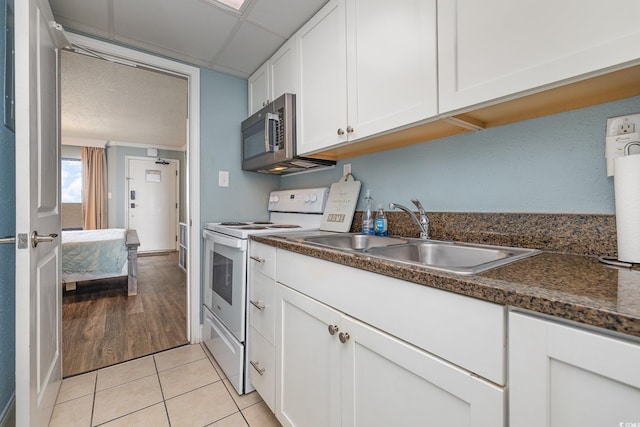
[282,96,640,214]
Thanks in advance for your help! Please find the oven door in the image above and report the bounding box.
[203,230,247,342]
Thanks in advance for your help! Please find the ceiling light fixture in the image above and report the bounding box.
[203,0,248,13]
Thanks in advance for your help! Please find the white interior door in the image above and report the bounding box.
[15,0,63,425]
[127,157,178,252]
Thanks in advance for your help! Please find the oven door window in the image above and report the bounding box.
[212,252,233,305]
[205,236,247,343]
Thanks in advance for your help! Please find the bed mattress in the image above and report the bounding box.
[62,228,128,283]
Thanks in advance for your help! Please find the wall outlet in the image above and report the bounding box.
[606,113,640,136]
[605,113,640,176]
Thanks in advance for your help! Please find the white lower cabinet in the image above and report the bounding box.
[276,283,505,427]
[247,241,277,411]
[509,312,640,427]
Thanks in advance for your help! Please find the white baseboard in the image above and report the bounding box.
[0,394,15,427]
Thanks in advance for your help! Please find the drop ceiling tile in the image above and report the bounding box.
[246,0,328,38]
[50,0,110,37]
[215,21,285,76]
[112,0,239,64]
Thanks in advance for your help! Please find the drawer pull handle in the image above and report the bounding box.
[339,332,350,344]
[250,300,266,310]
[250,256,265,264]
[250,360,265,375]
[328,324,339,335]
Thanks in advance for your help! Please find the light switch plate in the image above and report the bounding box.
[218,171,229,187]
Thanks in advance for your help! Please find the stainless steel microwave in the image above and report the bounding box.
[241,93,335,175]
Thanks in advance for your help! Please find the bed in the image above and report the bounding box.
[62,228,141,295]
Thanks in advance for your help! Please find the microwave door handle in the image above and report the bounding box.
[265,113,280,152]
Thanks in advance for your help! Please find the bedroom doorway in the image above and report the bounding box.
[126,157,179,253]
[59,37,198,376]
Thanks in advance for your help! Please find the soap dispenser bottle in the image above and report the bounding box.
[362,190,374,235]
[374,205,388,236]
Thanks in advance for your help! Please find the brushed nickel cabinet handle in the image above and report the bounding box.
[328,324,339,335]
[339,332,350,344]
[337,128,345,136]
[250,300,266,311]
[250,360,265,375]
[250,256,265,264]
[346,126,354,133]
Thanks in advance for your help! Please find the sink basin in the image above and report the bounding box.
[366,241,541,275]
[300,233,408,250]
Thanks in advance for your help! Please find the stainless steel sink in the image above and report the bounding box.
[300,233,408,250]
[366,241,541,275]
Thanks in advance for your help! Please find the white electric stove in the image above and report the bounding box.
[201,187,329,394]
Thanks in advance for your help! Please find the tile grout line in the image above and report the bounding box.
[154,355,173,427]
[90,372,97,427]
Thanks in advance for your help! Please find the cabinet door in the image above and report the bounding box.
[248,61,270,115]
[275,284,341,427]
[346,0,438,141]
[438,0,640,114]
[296,0,348,155]
[270,38,299,102]
[510,312,640,427]
[341,316,504,427]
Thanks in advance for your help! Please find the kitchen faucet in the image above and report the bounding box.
[389,199,430,239]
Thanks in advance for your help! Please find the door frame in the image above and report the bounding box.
[65,33,202,343]
[124,155,180,252]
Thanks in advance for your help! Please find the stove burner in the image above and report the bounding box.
[269,224,302,229]
[253,221,274,225]
[220,222,249,226]
[240,226,269,230]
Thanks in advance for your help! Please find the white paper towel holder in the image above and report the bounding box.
[601,141,640,268]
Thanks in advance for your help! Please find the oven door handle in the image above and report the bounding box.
[206,231,246,250]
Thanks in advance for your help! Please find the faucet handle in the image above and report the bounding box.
[411,198,426,214]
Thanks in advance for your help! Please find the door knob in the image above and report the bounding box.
[31,231,58,248]
[339,332,350,343]
[346,126,354,134]
[337,128,345,136]
[328,324,339,335]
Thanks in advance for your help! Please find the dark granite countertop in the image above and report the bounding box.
[251,233,640,339]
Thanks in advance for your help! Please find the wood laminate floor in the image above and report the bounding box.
[62,251,188,377]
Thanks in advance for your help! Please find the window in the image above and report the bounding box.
[61,158,82,203]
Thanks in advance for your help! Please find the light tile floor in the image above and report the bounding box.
[49,344,281,427]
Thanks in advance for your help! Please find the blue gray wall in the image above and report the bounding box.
[0,0,15,419]
[199,68,279,226]
[283,96,640,214]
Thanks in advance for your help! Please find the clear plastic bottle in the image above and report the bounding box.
[374,205,388,236]
[362,190,374,235]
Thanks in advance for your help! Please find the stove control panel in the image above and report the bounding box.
[268,187,329,213]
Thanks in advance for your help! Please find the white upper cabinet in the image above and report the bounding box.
[438,0,640,114]
[345,0,437,142]
[248,38,299,115]
[296,0,349,155]
[297,0,438,155]
[248,61,270,115]
[269,38,299,106]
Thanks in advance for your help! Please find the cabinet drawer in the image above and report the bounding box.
[277,249,507,385]
[249,241,276,279]
[249,326,276,412]
[249,271,276,343]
